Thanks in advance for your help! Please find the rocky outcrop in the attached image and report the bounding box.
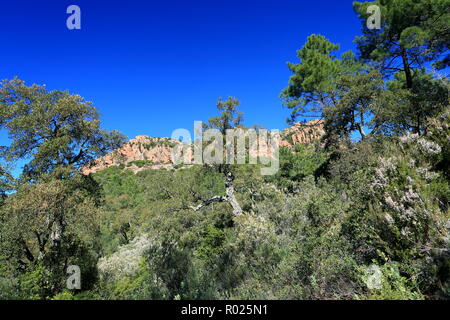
[280,119,325,147]
[82,120,325,174]
[81,136,190,174]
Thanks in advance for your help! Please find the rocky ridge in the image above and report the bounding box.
[82,120,325,174]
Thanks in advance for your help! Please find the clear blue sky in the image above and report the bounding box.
[1,0,363,140]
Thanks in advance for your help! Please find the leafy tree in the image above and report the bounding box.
[194,97,245,217]
[380,69,449,134]
[0,171,101,297]
[0,165,14,201]
[280,34,362,123]
[324,69,390,140]
[205,97,244,134]
[0,78,126,298]
[354,0,450,88]
[0,78,125,181]
[280,35,387,142]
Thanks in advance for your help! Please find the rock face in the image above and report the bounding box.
[82,120,325,174]
[280,119,325,147]
[81,136,190,175]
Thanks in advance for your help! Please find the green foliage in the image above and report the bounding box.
[17,265,52,300]
[281,34,362,123]
[0,267,19,300]
[1,2,449,301]
[380,69,449,134]
[127,160,154,168]
[354,0,450,87]
[51,290,75,300]
[364,263,424,300]
[0,165,14,199]
[0,78,124,299]
[266,144,327,191]
[324,69,389,140]
[427,109,450,179]
[206,97,244,134]
[0,78,126,181]
[195,226,226,266]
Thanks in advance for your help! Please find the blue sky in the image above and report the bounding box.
[1,0,363,141]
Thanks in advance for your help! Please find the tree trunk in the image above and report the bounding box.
[225,172,243,216]
[356,123,366,141]
[401,49,413,89]
[189,170,243,217]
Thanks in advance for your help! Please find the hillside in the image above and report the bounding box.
[1,0,449,302]
[82,120,325,174]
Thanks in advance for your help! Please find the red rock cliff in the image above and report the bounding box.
[82,120,324,174]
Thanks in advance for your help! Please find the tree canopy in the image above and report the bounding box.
[354,0,450,88]
[0,78,125,182]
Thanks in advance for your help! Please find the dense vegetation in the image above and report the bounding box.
[0,0,449,300]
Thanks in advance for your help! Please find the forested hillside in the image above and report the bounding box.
[0,0,449,300]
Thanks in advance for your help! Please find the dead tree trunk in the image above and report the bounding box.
[189,170,243,217]
[224,171,242,216]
